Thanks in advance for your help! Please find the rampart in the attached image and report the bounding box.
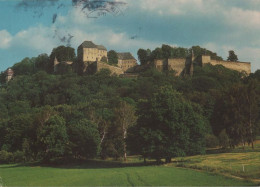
[168,58,188,76]
[153,58,192,76]
[198,55,251,74]
[207,60,251,74]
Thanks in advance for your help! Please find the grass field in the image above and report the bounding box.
[171,141,260,184]
[0,141,259,186]
[0,161,255,186]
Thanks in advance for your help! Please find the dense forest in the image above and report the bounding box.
[0,44,259,164]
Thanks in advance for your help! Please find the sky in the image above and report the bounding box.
[0,0,260,72]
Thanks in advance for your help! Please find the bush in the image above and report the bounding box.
[0,150,14,163]
[205,134,219,148]
[219,129,229,149]
[13,151,26,163]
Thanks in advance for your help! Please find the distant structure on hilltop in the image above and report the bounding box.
[54,57,73,72]
[117,52,138,72]
[152,53,251,76]
[5,68,14,82]
[77,41,107,63]
[52,40,251,76]
[77,41,137,75]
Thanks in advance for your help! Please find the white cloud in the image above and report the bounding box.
[0,30,12,49]
[225,8,260,30]
[132,0,220,16]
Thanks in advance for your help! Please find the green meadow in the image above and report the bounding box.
[0,160,256,186]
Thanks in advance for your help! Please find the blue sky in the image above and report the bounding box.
[0,0,260,72]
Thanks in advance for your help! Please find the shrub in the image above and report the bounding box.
[13,151,26,163]
[0,150,14,163]
[205,134,219,148]
[219,129,229,149]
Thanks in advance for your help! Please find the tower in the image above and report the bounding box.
[6,68,14,82]
[54,56,59,72]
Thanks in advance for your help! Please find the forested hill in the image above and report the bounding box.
[0,52,259,163]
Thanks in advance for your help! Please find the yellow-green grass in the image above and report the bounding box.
[171,152,260,183]
[0,161,254,186]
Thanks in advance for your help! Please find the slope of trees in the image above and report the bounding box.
[0,45,259,164]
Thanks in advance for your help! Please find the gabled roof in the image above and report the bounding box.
[117,52,136,60]
[79,41,107,51]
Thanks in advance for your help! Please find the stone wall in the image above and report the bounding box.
[200,55,251,74]
[118,59,138,72]
[153,59,167,71]
[168,58,188,76]
[96,61,124,75]
[210,60,251,74]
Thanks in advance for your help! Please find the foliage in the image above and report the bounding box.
[68,119,100,158]
[107,50,118,65]
[101,56,108,63]
[227,50,238,62]
[38,115,68,160]
[218,129,229,149]
[129,86,206,162]
[205,134,219,148]
[114,101,137,161]
[0,43,259,163]
[137,48,150,65]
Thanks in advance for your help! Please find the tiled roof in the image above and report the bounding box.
[117,52,136,60]
[79,41,107,51]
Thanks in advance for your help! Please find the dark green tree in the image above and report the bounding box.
[101,56,108,63]
[68,119,100,158]
[129,86,206,163]
[107,50,118,65]
[162,44,172,59]
[220,82,259,148]
[38,115,68,160]
[227,50,238,62]
[137,49,149,65]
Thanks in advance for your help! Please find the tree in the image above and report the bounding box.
[162,44,172,59]
[68,119,100,158]
[151,48,164,60]
[129,86,206,163]
[107,50,118,65]
[38,115,68,160]
[101,56,108,63]
[220,82,259,148]
[114,101,137,161]
[137,49,148,65]
[50,46,76,62]
[12,57,36,75]
[49,46,76,72]
[227,50,238,62]
[35,53,50,72]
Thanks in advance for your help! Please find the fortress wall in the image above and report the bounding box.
[153,59,166,71]
[168,58,186,76]
[209,60,251,74]
[96,61,124,75]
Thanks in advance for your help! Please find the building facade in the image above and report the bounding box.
[77,41,107,62]
[117,52,138,72]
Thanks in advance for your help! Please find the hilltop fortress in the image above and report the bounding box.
[153,53,251,76]
[53,41,251,76]
[77,41,137,75]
